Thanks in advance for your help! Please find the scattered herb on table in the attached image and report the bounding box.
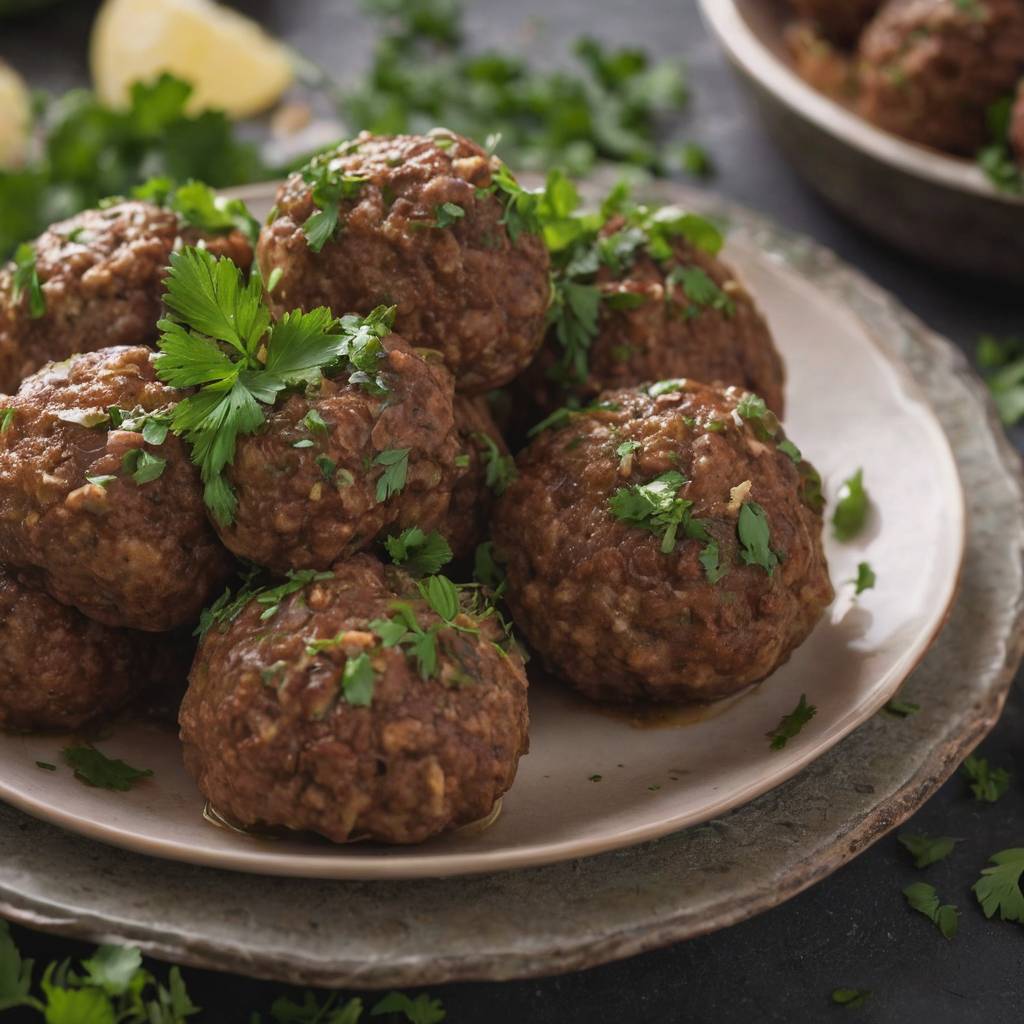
[61,746,153,792]
[903,882,959,939]
[972,847,1024,923]
[976,334,1024,425]
[832,468,869,541]
[767,694,816,750]
[831,988,870,1008]
[882,696,920,718]
[898,832,961,869]
[961,754,1012,803]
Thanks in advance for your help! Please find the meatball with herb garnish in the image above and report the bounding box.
[256,130,552,394]
[441,396,516,560]
[0,566,144,732]
[180,554,529,845]
[0,346,232,631]
[515,180,785,433]
[0,187,256,394]
[856,0,1024,155]
[493,380,833,703]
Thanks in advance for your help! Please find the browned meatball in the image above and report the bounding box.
[856,0,1024,154]
[441,396,515,559]
[517,219,785,431]
[256,131,551,394]
[0,567,144,732]
[492,381,833,703]
[788,0,883,43]
[220,336,459,573]
[0,347,232,631]
[180,554,529,844]
[0,201,254,394]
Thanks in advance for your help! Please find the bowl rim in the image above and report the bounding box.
[697,0,1024,206]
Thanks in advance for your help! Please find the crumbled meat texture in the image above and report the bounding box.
[785,22,858,99]
[219,336,459,573]
[441,395,511,559]
[492,381,833,703]
[788,0,883,43]
[0,346,232,631]
[855,0,1024,154]
[0,566,145,732]
[514,220,785,436]
[256,131,551,394]
[180,554,529,844]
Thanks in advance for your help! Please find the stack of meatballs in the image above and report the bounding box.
[785,0,1024,163]
[0,128,833,846]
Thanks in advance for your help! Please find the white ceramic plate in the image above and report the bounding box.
[0,185,965,880]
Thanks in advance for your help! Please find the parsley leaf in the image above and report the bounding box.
[777,439,802,463]
[300,153,368,253]
[832,468,869,541]
[962,755,1012,803]
[898,832,960,869]
[977,96,1023,194]
[698,539,727,583]
[80,946,142,997]
[473,540,507,594]
[166,179,261,246]
[342,652,376,707]
[609,470,697,553]
[904,882,959,939]
[384,527,453,577]
[767,694,816,750]
[0,920,38,1012]
[527,399,620,438]
[831,988,870,1009]
[433,202,465,228]
[374,448,411,502]
[371,991,446,1024]
[270,991,363,1023]
[616,439,641,468]
[0,409,14,433]
[62,746,153,792]
[474,431,515,495]
[121,448,167,485]
[666,264,734,318]
[737,501,779,575]
[851,562,876,595]
[973,848,1024,923]
[977,334,1024,425]
[37,982,114,1024]
[10,243,45,318]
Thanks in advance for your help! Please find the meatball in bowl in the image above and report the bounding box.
[493,380,833,703]
[256,130,552,393]
[181,554,529,845]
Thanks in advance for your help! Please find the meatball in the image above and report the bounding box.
[220,335,459,573]
[0,346,232,631]
[0,200,254,394]
[856,0,1024,154]
[785,22,858,100]
[441,396,514,559]
[492,380,833,703]
[0,566,143,732]
[256,131,551,393]
[517,218,785,431]
[788,0,883,43]
[180,554,529,844]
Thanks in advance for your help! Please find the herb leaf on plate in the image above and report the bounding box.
[832,468,869,541]
[61,746,153,792]
[767,694,816,750]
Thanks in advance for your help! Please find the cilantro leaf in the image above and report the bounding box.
[767,694,816,750]
[903,881,959,939]
[433,202,465,228]
[609,470,694,553]
[851,561,876,595]
[384,527,453,577]
[832,468,869,541]
[527,399,619,438]
[300,154,367,253]
[342,653,376,707]
[737,501,779,575]
[167,179,260,246]
[10,243,45,318]
[38,982,115,1024]
[371,991,446,1024]
[777,439,802,463]
[0,921,38,1012]
[473,541,506,594]
[80,946,143,997]
[615,439,641,468]
[374,448,410,502]
[61,746,153,792]
[121,448,167,485]
[973,848,1024,922]
[831,988,869,1009]
[0,409,14,434]
[962,755,1012,803]
[666,264,734,318]
[698,540,727,583]
[474,431,515,495]
[898,832,960,869]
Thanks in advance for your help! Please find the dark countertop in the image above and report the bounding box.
[2,2,1023,1022]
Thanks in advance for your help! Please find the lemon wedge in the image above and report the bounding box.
[0,61,30,169]
[90,0,295,119]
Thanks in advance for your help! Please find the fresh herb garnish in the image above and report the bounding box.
[374,448,411,502]
[370,991,447,1024]
[973,848,1024,923]
[832,469,868,541]
[767,694,816,750]
[898,832,961,869]
[384,527,454,577]
[163,179,261,246]
[341,652,376,707]
[300,153,368,253]
[977,334,1024,424]
[777,439,802,463]
[883,696,920,717]
[35,761,57,772]
[527,399,620,438]
[851,562,876,595]
[0,409,14,433]
[698,539,727,583]
[473,432,515,495]
[473,541,506,594]
[121,448,167,485]
[609,470,702,554]
[904,882,959,939]
[616,439,641,469]
[433,202,465,228]
[737,501,779,575]
[371,602,442,680]
[10,243,45,318]
[961,755,1012,803]
[62,746,153,792]
[666,264,734,319]
[977,96,1024,194]
[831,988,870,1009]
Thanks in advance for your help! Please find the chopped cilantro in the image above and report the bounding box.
[898,832,960,869]
[315,454,337,482]
[767,694,816,750]
[85,474,117,489]
[164,179,260,246]
[300,153,368,253]
[678,141,715,179]
[433,201,465,228]
[371,602,440,679]
[973,847,1024,923]
[904,882,959,939]
[374,448,411,502]
[615,439,641,468]
[962,755,1012,803]
[737,501,779,575]
[527,399,620,438]
[977,334,1024,424]
[384,527,453,577]
[609,470,702,553]
[832,469,868,541]
[647,379,684,397]
[777,439,802,463]
[473,540,506,594]
[698,539,727,583]
[851,562,876,595]
[0,409,14,433]
[121,448,166,485]
[10,243,45,318]
[473,431,515,495]
[977,96,1024,194]
[589,774,602,782]
[293,439,315,449]
[418,574,460,622]
[62,746,153,792]
[666,264,734,318]
[303,408,329,434]
[341,652,376,707]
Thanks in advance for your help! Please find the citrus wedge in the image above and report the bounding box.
[0,61,30,169]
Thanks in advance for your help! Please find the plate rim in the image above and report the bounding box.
[0,180,968,881]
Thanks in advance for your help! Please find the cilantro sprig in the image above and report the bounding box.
[300,153,368,253]
[155,246,394,525]
[62,746,153,792]
[609,470,704,554]
[767,694,816,750]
